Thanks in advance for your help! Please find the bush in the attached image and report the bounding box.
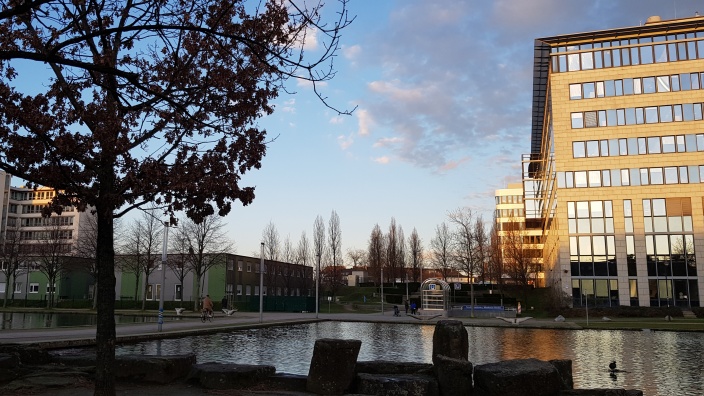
[692,307,704,318]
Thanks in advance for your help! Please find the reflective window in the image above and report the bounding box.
[648,136,661,153]
[570,84,582,100]
[586,140,599,157]
[662,136,675,153]
[583,82,595,98]
[573,141,586,158]
[657,76,670,92]
[643,77,656,93]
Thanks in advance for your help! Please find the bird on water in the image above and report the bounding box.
[609,361,617,373]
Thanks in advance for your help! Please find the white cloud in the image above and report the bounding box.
[281,98,296,113]
[343,44,362,60]
[373,137,403,148]
[356,109,374,136]
[337,134,354,150]
[329,116,344,125]
[297,79,328,89]
[374,156,390,164]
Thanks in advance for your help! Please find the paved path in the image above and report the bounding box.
[0,310,580,348]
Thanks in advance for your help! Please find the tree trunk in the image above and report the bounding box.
[142,273,148,310]
[193,274,201,312]
[94,195,117,395]
[92,284,98,310]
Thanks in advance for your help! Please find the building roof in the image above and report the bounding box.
[530,15,704,155]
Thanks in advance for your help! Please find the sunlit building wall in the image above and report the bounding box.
[529,14,704,308]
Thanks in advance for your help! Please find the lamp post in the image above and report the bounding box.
[316,252,320,319]
[158,222,170,332]
[259,243,264,323]
[380,267,384,315]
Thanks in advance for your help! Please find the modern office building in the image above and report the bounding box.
[523,14,704,308]
[494,183,545,287]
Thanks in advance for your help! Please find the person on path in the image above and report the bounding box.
[410,302,417,315]
[221,295,228,310]
[404,300,409,315]
[202,295,214,317]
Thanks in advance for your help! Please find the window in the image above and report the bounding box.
[245,285,251,296]
[14,283,22,293]
[46,283,56,294]
[175,284,182,301]
[570,84,582,99]
[29,283,39,293]
[0,283,5,294]
[247,263,252,272]
[237,285,242,295]
[571,113,583,129]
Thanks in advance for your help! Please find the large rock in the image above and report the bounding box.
[474,358,563,396]
[307,338,361,395]
[432,320,468,364]
[189,362,276,390]
[114,354,196,383]
[549,359,573,389]
[356,360,434,375]
[434,354,473,396]
[0,345,52,365]
[355,373,439,396]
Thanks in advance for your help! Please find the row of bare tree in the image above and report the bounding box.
[0,205,232,312]
[257,207,535,300]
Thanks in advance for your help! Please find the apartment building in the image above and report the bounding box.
[0,171,95,301]
[520,15,704,308]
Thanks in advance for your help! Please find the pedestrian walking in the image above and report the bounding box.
[404,300,409,314]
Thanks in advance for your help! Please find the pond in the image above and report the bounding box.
[0,312,183,329]
[112,322,704,395]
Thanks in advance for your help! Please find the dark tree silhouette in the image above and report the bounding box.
[0,1,352,393]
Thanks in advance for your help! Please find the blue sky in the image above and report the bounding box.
[227,0,704,257]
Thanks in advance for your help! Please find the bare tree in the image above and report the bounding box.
[487,219,504,292]
[295,231,310,266]
[1,225,26,307]
[367,224,385,285]
[312,215,326,289]
[430,222,453,281]
[261,222,281,294]
[502,215,534,304]
[397,226,406,281]
[168,226,194,303]
[347,248,367,269]
[35,220,73,308]
[386,218,400,285]
[281,235,295,295]
[473,216,489,284]
[448,207,479,315]
[408,228,423,283]
[122,206,163,310]
[262,222,281,261]
[326,210,343,296]
[178,214,233,311]
[73,212,100,308]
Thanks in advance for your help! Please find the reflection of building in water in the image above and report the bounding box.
[497,14,704,309]
[495,329,571,363]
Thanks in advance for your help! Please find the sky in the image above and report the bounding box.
[6,0,704,259]
[224,0,704,257]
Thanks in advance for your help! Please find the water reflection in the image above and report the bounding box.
[112,322,704,395]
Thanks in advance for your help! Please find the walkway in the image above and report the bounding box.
[0,310,580,348]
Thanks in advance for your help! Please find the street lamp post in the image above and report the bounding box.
[380,267,384,315]
[259,243,264,323]
[158,222,170,332]
[316,253,320,319]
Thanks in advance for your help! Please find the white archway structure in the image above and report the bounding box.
[420,278,451,312]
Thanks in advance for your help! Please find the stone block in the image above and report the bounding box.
[114,354,196,384]
[432,320,468,364]
[434,354,472,396]
[549,359,574,389]
[474,358,563,396]
[189,362,276,390]
[307,338,361,395]
[355,373,439,396]
[0,345,52,365]
[355,360,434,375]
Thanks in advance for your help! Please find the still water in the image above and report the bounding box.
[115,322,704,395]
[0,312,181,329]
